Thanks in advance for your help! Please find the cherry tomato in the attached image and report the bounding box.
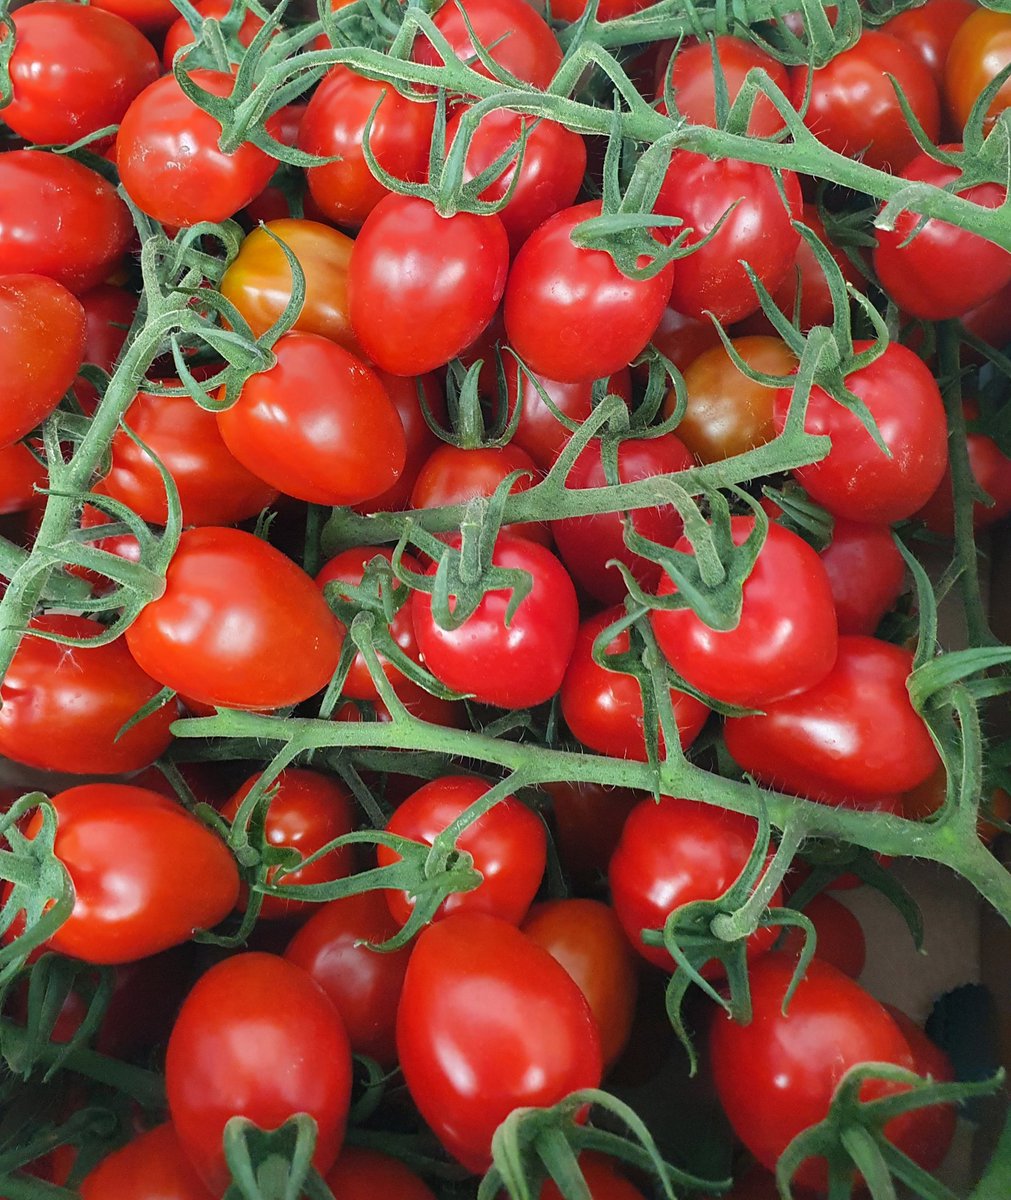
[885,1006,957,1172]
[74,284,136,414]
[80,1124,213,1200]
[166,952,352,1192]
[642,304,723,377]
[819,518,906,635]
[325,1148,436,1200]
[162,0,264,69]
[0,443,45,515]
[125,526,343,710]
[396,912,602,1172]
[945,10,1011,133]
[779,892,866,979]
[354,372,448,513]
[883,0,974,84]
[545,781,641,892]
[90,0,178,33]
[335,690,468,729]
[62,501,143,594]
[917,415,1011,535]
[541,1154,647,1200]
[903,768,1011,846]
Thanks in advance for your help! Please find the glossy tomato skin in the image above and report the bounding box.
[325,1148,436,1200]
[945,10,1011,133]
[396,912,603,1172]
[504,201,674,384]
[285,891,412,1067]
[117,70,279,227]
[780,892,866,979]
[773,341,947,524]
[541,1154,646,1200]
[651,518,839,709]
[609,796,782,974]
[90,0,178,33]
[21,783,238,964]
[166,953,352,1192]
[917,427,1011,535]
[0,443,46,514]
[0,151,131,293]
[162,0,264,68]
[0,275,86,448]
[883,0,974,83]
[411,532,579,709]
[217,332,406,505]
[379,775,547,926]
[0,615,175,775]
[643,304,723,377]
[349,195,509,376]
[125,527,343,711]
[74,284,136,413]
[819,518,906,636]
[724,635,938,801]
[354,372,447,513]
[80,1124,212,1200]
[885,1007,957,1172]
[561,608,711,761]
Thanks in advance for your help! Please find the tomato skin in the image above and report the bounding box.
[883,0,974,83]
[349,195,509,376]
[74,284,136,413]
[354,372,447,513]
[643,304,723,377]
[945,10,1011,133]
[540,1154,646,1200]
[162,0,264,69]
[396,912,603,1173]
[884,1007,957,1172]
[917,424,1011,535]
[80,1124,213,1200]
[773,341,947,524]
[724,635,938,801]
[0,151,131,293]
[166,952,353,1193]
[652,518,839,709]
[325,1148,436,1200]
[20,783,239,964]
[90,0,178,33]
[117,70,279,227]
[125,527,344,711]
[0,615,175,775]
[819,518,906,636]
[285,892,412,1068]
[504,201,674,384]
[217,332,406,505]
[780,893,866,979]
[545,782,640,892]
[560,608,711,761]
[411,532,579,710]
[0,443,45,515]
[379,775,547,927]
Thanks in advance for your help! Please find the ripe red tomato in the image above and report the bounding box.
[0,443,45,515]
[885,1006,957,1172]
[544,781,641,892]
[651,518,839,709]
[779,893,866,979]
[918,427,1011,535]
[335,690,468,729]
[353,372,447,513]
[74,284,136,413]
[944,10,1011,133]
[0,151,132,293]
[18,783,238,964]
[162,0,264,68]
[396,912,602,1172]
[90,0,178,33]
[724,635,938,801]
[819,518,906,636]
[410,532,579,709]
[325,1148,436,1200]
[166,952,352,1192]
[125,527,343,710]
[541,1154,647,1200]
[883,0,974,83]
[642,304,723,377]
[80,1124,213,1200]
[503,201,674,383]
[773,341,947,524]
[0,615,176,775]
[560,608,711,761]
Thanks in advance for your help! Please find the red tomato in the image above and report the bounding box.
[410,532,578,709]
[334,691,468,729]
[0,152,131,293]
[560,608,711,761]
[885,1006,957,1172]
[62,501,143,594]
[380,775,546,926]
[724,635,939,801]
[779,893,866,979]
[162,0,264,68]
[819,518,906,635]
[166,952,352,1192]
[221,769,355,920]
[125,527,343,710]
[117,70,280,227]
[883,0,974,83]
[642,304,723,377]
[504,201,674,383]
[80,1124,212,1200]
[17,783,238,964]
[74,284,136,413]
[545,781,641,892]
[651,518,839,708]
[944,10,1011,133]
[217,332,406,505]
[354,372,447,513]
[773,341,947,524]
[90,0,178,33]
[917,422,1011,535]
[325,1148,436,1200]
[0,443,45,515]
[609,795,782,974]
[0,615,175,775]
[541,1154,647,1200]
[396,912,602,1172]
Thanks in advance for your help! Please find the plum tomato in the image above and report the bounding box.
[79,1124,213,1200]
[819,518,906,635]
[325,1148,436,1200]
[779,892,867,979]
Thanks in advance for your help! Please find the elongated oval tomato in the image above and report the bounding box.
[819,519,906,636]
[80,1124,213,1200]
[166,953,352,1192]
[883,0,974,82]
[125,527,343,710]
[325,1149,436,1200]
[396,912,602,1172]
[90,0,178,33]
[944,9,1011,133]
[0,442,46,514]
[20,783,239,964]
[780,893,866,979]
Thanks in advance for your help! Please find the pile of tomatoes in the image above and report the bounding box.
[1,0,1011,1195]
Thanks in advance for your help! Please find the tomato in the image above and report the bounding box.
[552,433,694,604]
[62,501,143,594]
[325,1148,436,1200]
[883,0,974,83]
[522,899,638,1069]
[125,526,343,710]
[541,1154,646,1200]
[652,518,838,709]
[503,201,674,384]
[285,891,412,1067]
[446,108,587,253]
[166,952,352,1192]
[162,0,264,68]
[654,153,803,325]
[80,1124,212,1200]
[945,10,1011,133]
[219,219,360,351]
[609,795,782,974]
[216,332,406,505]
[819,518,906,636]
[917,423,1011,535]
[300,69,436,229]
[396,912,602,1172]
[544,781,640,892]
[74,284,136,413]
[773,341,947,524]
[410,532,578,709]
[354,372,447,513]
[221,769,355,920]
[885,1006,957,1172]
[560,608,711,761]
[670,336,796,464]
[903,768,1011,846]
[0,615,175,775]
[0,151,132,293]
[0,443,45,515]
[90,0,178,33]
[334,690,468,729]
[724,635,938,801]
[779,893,866,979]
[789,31,940,173]
[117,70,280,227]
[15,783,238,964]
[640,304,723,380]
